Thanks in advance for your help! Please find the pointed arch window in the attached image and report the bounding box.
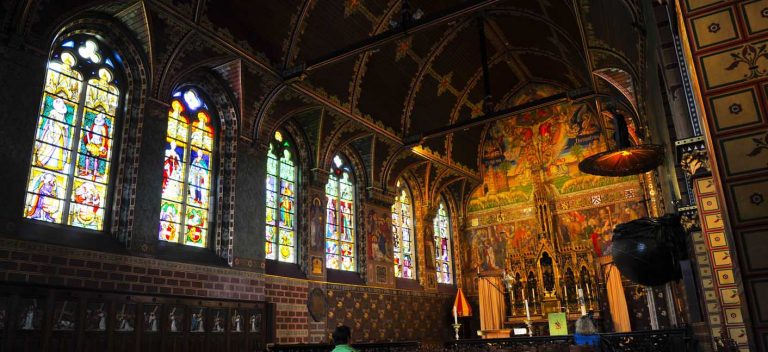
[24,36,123,231]
[265,131,297,263]
[158,88,215,248]
[434,200,453,284]
[392,180,415,279]
[325,155,355,271]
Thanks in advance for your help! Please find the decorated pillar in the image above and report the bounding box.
[419,204,439,291]
[672,1,760,348]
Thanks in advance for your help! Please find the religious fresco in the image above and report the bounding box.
[465,97,648,294]
[468,101,635,213]
[365,204,394,285]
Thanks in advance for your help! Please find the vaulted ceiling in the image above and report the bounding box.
[3,0,647,208]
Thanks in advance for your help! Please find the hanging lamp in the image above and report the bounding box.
[578,110,664,176]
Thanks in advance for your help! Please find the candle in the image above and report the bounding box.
[524,299,530,320]
[453,306,458,325]
[577,288,587,315]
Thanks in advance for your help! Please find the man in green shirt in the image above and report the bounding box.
[331,325,358,352]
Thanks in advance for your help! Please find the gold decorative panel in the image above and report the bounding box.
[699,41,768,89]
[741,228,768,271]
[720,288,740,304]
[686,0,725,11]
[717,269,736,285]
[742,0,768,34]
[704,213,725,230]
[709,231,728,248]
[697,177,716,194]
[700,195,720,211]
[708,89,762,131]
[725,307,745,324]
[729,180,768,223]
[690,9,739,48]
[713,250,733,267]
[719,132,768,176]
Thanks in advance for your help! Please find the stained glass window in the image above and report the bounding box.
[24,36,122,231]
[158,88,215,248]
[265,131,297,263]
[392,180,415,279]
[434,200,453,284]
[325,155,355,271]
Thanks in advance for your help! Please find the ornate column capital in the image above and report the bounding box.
[309,168,329,188]
[678,205,701,233]
[365,186,396,208]
[676,136,711,179]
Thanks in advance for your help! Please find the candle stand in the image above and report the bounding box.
[452,323,461,340]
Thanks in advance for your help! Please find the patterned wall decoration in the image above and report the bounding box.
[325,284,452,343]
[678,0,768,348]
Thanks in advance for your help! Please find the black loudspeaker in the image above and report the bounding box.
[611,214,688,286]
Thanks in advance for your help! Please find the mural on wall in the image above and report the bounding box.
[469,100,635,213]
[463,91,648,296]
[365,205,394,285]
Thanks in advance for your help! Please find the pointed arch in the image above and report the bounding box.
[325,153,357,272]
[23,34,125,233]
[392,178,416,279]
[265,129,298,263]
[158,87,217,248]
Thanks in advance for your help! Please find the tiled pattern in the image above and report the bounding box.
[679,0,768,347]
[691,177,747,347]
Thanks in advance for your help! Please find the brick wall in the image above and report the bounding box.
[0,238,455,345]
[0,239,265,302]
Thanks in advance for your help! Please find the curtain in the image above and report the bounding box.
[603,261,631,332]
[478,276,505,331]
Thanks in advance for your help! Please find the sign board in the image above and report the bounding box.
[548,312,568,336]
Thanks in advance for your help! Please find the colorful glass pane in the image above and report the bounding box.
[325,155,355,271]
[434,201,452,284]
[265,131,297,263]
[392,181,415,279]
[157,88,214,247]
[24,37,122,231]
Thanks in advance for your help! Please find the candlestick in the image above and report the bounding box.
[578,288,587,315]
[452,323,461,340]
[524,299,530,320]
[452,306,458,325]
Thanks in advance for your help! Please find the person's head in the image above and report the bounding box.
[332,325,351,345]
[575,315,597,335]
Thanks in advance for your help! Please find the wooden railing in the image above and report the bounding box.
[268,328,692,352]
[267,341,420,352]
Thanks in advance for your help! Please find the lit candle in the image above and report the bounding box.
[453,306,458,325]
[524,299,530,320]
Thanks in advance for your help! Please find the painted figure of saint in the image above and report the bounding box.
[169,308,178,332]
[188,150,208,205]
[25,172,61,222]
[279,184,293,228]
[81,113,110,178]
[162,141,181,191]
[232,311,242,332]
[249,314,257,332]
[21,305,35,330]
[145,307,158,332]
[33,98,69,171]
[72,181,102,227]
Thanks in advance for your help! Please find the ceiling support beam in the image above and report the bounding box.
[404,88,596,146]
[283,0,504,79]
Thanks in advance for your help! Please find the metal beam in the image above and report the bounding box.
[404,88,596,146]
[284,0,504,78]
